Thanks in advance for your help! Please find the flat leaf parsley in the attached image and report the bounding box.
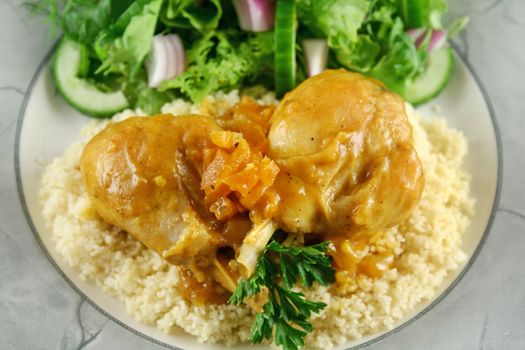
[229,240,336,350]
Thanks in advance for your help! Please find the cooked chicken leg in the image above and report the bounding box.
[268,69,425,236]
[80,115,224,268]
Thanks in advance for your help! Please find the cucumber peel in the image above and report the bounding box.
[404,47,454,105]
[274,0,297,98]
[52,37,129,118]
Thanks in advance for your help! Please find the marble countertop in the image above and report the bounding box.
[1,0,524,349]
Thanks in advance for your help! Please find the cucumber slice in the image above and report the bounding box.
[404,47,454,106]
[52,38,129,118]
[274,0,297,98]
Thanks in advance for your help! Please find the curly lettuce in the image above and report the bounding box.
[160,0,223,32]
[159,31,274,102]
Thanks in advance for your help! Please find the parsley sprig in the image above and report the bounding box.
[230,240,335,350]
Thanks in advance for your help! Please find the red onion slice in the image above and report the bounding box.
[302,39,328,77]
[170,34,186,76]
[164,36,178,81]
[406,28,426,41]
[147,36,169,88]
[147,34,186,88]
[414,31,428,49]
[427,30,447,52]
[406,28,448,52]
[232,0,275,32]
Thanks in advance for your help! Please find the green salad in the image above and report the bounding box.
[28,0,466,118]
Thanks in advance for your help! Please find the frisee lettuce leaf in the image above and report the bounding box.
[159,31,274,102]
[160,0,223,32]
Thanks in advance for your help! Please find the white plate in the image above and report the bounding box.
[15,44,501,350]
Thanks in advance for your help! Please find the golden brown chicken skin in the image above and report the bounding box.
[80,115,224,267]
[79,70,426,303]
[268,69,424,236]
[80,113,275,306]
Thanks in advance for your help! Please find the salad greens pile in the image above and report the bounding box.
[28,0,276,115]
[27,0,466,117]
[298,0,464,97]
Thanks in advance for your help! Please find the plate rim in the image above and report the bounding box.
[14,40,503,350]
